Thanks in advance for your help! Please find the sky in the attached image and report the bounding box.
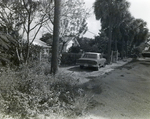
[84,0,150,38]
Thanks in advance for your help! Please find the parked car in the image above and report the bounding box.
[142,52,150,57]
[76,52,106,70]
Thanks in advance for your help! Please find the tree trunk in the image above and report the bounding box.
[107,18,112,64]
[121,38,124,59]
[50,0,61,74]
[107,0,113,64]
[25,11,31,64]
[125,40,128,57]
[25,41,30,64]
[60,41,66,54]
[114,38,118,62]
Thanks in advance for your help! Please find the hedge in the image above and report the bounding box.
[61,53,82,65]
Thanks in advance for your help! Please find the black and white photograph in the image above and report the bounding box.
[0,0,150,119]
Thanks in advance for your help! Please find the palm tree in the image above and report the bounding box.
[94,0,130,63]
[94,0,112,64]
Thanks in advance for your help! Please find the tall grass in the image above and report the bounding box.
[0,61,96,119]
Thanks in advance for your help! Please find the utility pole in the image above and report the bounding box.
[51,0,61,74]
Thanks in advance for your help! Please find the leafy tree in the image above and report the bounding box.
[39,33,53,46]
[0,1,24,65]
[77,37,93,52]
[0,33,17,65]
[17,0,50,64]
[59,0,89,53]
[41,0,89,54]
[128,19,149,57]
[129,19,148,47]
[94,30,109,53]
[60,0,88,36]
[68,46,81,53]
[0,0,50,64]
[94,0,150,61]
[94,0,130,63]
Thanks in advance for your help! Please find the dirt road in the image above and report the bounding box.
[62,59,150,119]
[83,59,150,119]
[61,59,131,84]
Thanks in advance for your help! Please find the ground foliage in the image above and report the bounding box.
[0,62,96,119]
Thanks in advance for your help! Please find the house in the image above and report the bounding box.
[33,40,51,61]
[34,36,80,53]
[60,36,80,52]
[33,40,51,54]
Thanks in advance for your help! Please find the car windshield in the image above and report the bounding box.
[82,54,97,59]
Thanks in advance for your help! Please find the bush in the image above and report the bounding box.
[68,46,81,53]
[0,62,95,118]
[61,53,82,65]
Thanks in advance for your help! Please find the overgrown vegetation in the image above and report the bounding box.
[94,0,149,63]
[0,62,96,119]
[61,53,82,65]
[0,0,150,118]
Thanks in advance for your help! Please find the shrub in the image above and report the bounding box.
[68,46,81,53]
[61,53,82,65]
[0,62,95,119]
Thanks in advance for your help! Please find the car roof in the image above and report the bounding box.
[84,52,101,55]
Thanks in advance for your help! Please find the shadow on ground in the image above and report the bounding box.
[67,66,97,72]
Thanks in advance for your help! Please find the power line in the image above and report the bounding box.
[87,30,98,35]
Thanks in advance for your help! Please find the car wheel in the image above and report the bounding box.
[80,65,84,69]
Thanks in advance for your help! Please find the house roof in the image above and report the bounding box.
[33,40,51,48]
[62,36,80,46]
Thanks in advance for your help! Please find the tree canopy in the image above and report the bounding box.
[94,0,149,61]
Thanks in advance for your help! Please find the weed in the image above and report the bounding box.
[0,62,96,119]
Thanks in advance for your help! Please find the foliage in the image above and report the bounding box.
[94,0,130,27]
[60,0,88,37]
[39,32,53,46]
[0,62,95,118]
[0,1,24,65]
[0,33,18,66]
[76,36,108,53]
[0,1,23,34]
[129,19,149,47]
[94,32,109,53]
[59,0,89,54]
[77,37,94,52]
[42,0,89,55]
[43,0,89,37]
[94,0,149,61]
[0,0,89,67]
[0,0,50,64]
[94,0,131,63]
[68,46,81,53]
[61,53,82,65]
[28,44,42,61]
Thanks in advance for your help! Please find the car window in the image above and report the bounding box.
[82,54,97,59]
